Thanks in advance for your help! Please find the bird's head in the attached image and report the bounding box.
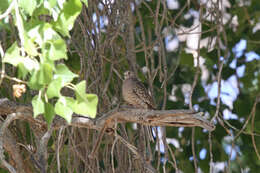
[124,71,135,79]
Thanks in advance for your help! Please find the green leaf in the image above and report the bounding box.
[180,51,194,67]
[17,63,29,79]
[73,81,98,118]
[55,64,78,83]
[85,94,98,118]
[74,81,86,101]
[0,0,12,14]
[42,24,60,41]
[28,70,42,89]
[3,41,40,71]
[38,63,53,85]
[31,2,49,17]
[3,42,23,66]
[53,0,82,36]
[43,39,67,61]
[3,42,39,73]
[28,63,53,89]
[44,0,57,9]
[32,95,45,118]
[26,22,68,61]
[24,35,38,56]
[22,57,40,71]
[19,0,37,16]
[64,97,77,108]
[48,38,68,60]
[86,93,98,103]
[26,22,45,46]
[27,23,61,47]
[44,103,55,126]
[81,0,88,7]
[46,77,63,98]
[73,94,98,118]
[38,27,68,61]
[55,97,73,123]
[42,0,60,20]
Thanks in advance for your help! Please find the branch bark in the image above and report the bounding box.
[0,98,215,132]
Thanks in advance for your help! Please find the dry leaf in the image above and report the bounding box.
[13,84,26,98]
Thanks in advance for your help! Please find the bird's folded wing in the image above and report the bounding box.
[133,81,157,109]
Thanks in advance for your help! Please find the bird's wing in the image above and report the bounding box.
[132,80,156,109]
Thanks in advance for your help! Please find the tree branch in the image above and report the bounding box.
[0,98,215,132]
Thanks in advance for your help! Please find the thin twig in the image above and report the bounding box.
[211,61,224,122]
[0,43,5,86]
[192,127,198,173]
[167,143,179,173]
[0,72,27,84]
[57,127,65,173]
[111,135,118,173]
[251,95,260,160]
[209,132,213,173]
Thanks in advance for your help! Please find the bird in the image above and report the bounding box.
[122,71,156,110]
[122,71,156,142]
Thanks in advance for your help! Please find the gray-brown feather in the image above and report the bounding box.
[122,77,156,109]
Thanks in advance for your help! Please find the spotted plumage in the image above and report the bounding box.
[122,71,156,109]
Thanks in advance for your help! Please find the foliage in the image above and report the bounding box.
[0,0,97,125]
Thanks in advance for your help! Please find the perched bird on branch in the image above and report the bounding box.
[122,71,156,110]
[122,71,156,141]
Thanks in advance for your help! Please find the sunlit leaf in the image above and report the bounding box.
[46,77,63,98]
[55,97,73,123]
[73,81,98,118]
[81,0,88,7]
[38,63,53,85]
[17,63,29,79]
[55,64,78,83]
[32,94,45,118]
[19,0,37,16]
[27,23,61,47]
[24,35,38,56]
[44,103,55,126]
[3,42,23,66]
[74,80,86,102]
[27,22,46,46]
[73,94,98,118]
[53,0,82,36]
[28,63,53,89]
[28,70,42,90]
[48,38,68,60]
[0,0,11,14]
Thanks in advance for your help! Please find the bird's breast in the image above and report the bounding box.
[122,79,136,103]
[122,79,133,95]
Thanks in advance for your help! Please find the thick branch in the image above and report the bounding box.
[0,98,215,132]
[96,109,215,131]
